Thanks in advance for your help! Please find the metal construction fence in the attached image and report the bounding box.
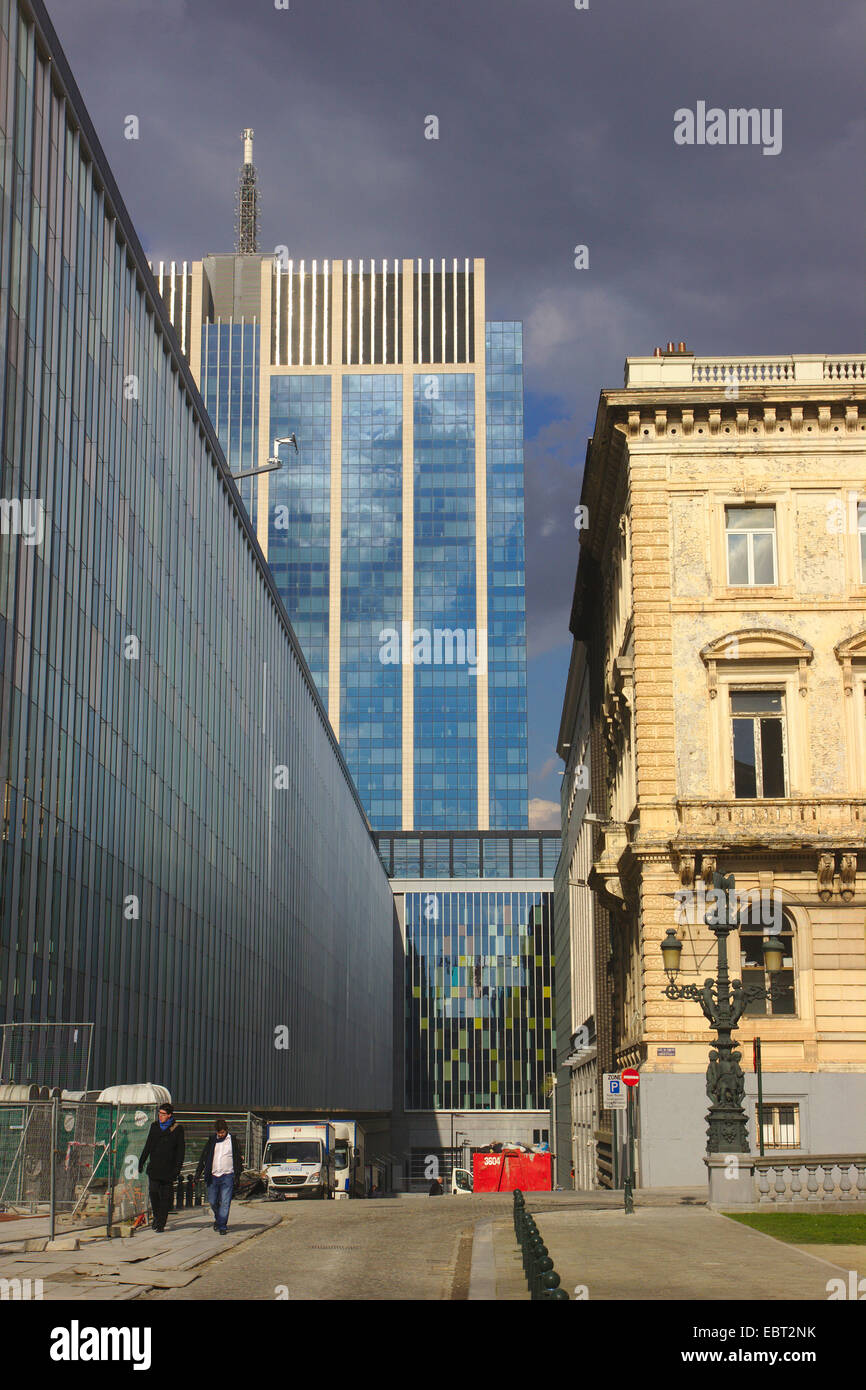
[0,1100,156,1238]
[0,1104,268,1240]
[171,1110,265,1177]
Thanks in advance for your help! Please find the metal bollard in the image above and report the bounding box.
[175,1176,185,1209]
[185,1175,194,1208]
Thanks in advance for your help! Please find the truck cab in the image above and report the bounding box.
[451,1167,473,1195]
[331,1121,366,1198]
[262,1123,337,1200]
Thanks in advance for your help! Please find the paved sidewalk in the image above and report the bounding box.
[477,1205,854,1301]
[0,1205,280,1300]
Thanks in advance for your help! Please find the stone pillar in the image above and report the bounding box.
[705,1153,756,1206]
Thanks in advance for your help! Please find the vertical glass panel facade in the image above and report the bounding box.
[341,375,402,827]
[200,321,260,525]
[0,0,393,1108]
[413,374,477,828]
[485,323,528,827]
[405,891,554,1109]
[268,375,331,700]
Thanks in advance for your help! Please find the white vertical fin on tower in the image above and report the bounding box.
[311,260,318,366]
[323,260,329,364]
[359,258,365,366]
[452,258,458,364]
[299,260,306,367]
[274,257,281,367]
[287,260,294,366]
[441,257,446,366]
[370,259,376,364]
[346,259,353,365]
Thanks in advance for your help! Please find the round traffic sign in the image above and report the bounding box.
[621,1067,640,1087]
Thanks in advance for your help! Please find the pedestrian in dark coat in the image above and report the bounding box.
[139,1104,185,1232]
[194,1119,243,1234]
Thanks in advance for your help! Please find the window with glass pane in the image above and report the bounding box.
[755,1103,799,1149]
[739,913,795,1016]
[731,690,786,798]
[859,501,865,580]
[725,506,777,585]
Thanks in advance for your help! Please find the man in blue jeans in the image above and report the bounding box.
[194,1118,243,1234]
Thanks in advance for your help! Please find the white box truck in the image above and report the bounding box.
[330,1121,366,1198]
[262,1122,337,1200]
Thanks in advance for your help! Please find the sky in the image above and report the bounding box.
[49,0,866,828]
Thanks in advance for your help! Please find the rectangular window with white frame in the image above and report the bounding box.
[731,690,787,798]
[725,505,777,586]
[755,1103,800,1150]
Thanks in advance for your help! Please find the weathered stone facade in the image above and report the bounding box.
[563,352,866,1186]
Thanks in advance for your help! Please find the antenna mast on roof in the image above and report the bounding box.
[235,128,260,254]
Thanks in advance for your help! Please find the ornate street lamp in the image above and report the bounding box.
[660,871,791,1155]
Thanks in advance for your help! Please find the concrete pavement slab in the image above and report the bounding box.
[520,1205,851,1301]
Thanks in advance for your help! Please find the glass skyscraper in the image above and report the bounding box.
[153,256,529,832]
[0,0,395,1109]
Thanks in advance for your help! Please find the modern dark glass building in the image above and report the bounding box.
[0,0,394,1109]
[153,252,530,832]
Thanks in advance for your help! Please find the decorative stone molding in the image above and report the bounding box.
[701,629,814,699]
[839,853,857,902]
[835,630,866,697]
[817,853,835,902]
[700,854,716,886]
[676,851,696,889]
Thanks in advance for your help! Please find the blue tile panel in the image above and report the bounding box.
[413,374,478,828]
[268,375,332,702]
[341,375,402,828]
[485,323,528,828]
[200,321,260,528]
[405,890,555,1110]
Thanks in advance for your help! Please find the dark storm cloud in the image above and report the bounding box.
[50,0,865,802]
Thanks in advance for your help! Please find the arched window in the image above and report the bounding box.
[737,907,796,1017]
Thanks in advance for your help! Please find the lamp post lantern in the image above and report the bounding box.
[660,871,791,1155]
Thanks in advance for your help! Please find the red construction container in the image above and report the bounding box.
[472,1150,552,1193]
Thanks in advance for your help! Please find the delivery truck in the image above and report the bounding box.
[262,1122,337,1200]
[330,1121,366,1198]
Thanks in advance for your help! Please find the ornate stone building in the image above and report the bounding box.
[563,350,866,1185]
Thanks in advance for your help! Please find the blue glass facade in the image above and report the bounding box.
[156,267,531,833]
[486,324,528,827]
[404,889,554,1110]
[413,374,478,828]
[0,0,394,1108]
[341,375,403,827]
[201,321,260,526]
[268,375,332,700]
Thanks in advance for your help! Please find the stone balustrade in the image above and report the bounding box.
[754,1156,866,1205]
[675,797,866,848]
[624,353,866,388]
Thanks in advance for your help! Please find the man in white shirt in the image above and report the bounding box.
[195,1118,242,1234]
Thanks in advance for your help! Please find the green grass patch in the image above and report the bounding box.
[725,1212,866,1245]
